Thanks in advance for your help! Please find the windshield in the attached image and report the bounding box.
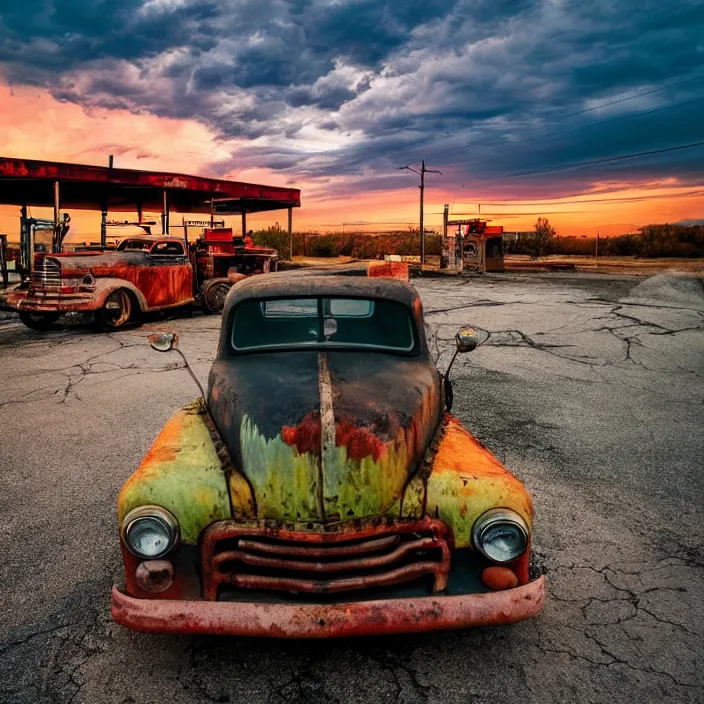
[231,297,416,353]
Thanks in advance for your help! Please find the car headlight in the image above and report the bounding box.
[121,506,179,559]
[472,508,529,563]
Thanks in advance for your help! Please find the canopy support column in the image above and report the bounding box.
[241,211,247,238]
[53,181,61,252]
[288,207,293,261]
[161,190,169,235]
[19,204,29,275]
[100,205,108,248]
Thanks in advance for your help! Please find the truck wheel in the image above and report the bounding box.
[18,311,60,331]
[95,289,132,330]
[203,280,231,313]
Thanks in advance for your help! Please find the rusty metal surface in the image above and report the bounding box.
[200,518,451,601]
[111,273,541,638]
[0,156,301,213]
[6,246,195,314]
[111,576,545,637]
[208,349,441,522]
[367,261,410,281]
[426,414,534,551]
[218,274,424,338]
[206,273,440,523]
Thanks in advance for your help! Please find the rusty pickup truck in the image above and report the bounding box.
[111,273,545,638]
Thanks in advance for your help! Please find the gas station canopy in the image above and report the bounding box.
[0,157,301,214]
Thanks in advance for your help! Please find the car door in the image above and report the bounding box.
[139,240,194,309]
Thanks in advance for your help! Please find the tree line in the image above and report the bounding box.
[253,221,704,261]
[508,221,704,259]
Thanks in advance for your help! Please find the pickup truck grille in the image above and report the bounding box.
[31,257,61,287]
[201,519,451,601]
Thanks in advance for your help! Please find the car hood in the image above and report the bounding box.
[208,350,441,523]
[46,252,146,275]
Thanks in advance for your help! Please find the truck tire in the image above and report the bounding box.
[18,311,60,331]
[95,288,132,330]
[203,279,232,313]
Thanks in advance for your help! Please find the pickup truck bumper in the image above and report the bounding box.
[111,576,545,639]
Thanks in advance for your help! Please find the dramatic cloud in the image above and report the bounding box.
[1,0,704,202]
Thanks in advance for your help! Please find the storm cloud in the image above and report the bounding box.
[1,0,703,198]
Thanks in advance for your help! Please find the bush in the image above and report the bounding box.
[524,217,556,259]
[252,227,442,260]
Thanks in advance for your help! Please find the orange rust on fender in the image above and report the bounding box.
[426,414,534,554]
[111,576,546,638]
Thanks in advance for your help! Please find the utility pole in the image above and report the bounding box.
[596,229,600,260]
[399,161,441,266]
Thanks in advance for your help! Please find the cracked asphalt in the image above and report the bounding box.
[0,271,702,704]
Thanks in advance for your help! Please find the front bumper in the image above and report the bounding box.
[111,575,545,638]
[8,289,98,313]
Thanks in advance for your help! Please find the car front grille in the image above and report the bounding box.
[31,257,61,288]
[200,518,451,601]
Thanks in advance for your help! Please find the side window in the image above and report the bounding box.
[150,241,185,256]
[119,240,151,252]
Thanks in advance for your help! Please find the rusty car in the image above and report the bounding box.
[6,236,194,330]
[6,229,280,330]
[111,273,545,637]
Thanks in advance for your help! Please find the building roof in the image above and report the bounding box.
[0,157,300,214]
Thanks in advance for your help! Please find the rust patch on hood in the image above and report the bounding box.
[281,411,322,456]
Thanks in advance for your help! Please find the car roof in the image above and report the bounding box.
[223,272,420,315]
[120,236,185,245]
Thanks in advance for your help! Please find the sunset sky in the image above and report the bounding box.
[1,0,703,239]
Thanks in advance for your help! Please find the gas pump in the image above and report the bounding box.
[440,205,504,272]
[18,212,70,278]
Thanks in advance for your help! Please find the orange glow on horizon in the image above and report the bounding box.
[0,83,701,241]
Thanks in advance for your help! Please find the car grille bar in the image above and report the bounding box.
[31,257,61,287]
[201,518,451,601]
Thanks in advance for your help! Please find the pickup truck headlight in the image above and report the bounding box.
[472,508,529,563]
[122,506,179,559]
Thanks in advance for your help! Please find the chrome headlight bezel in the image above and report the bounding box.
[472,508,530,563]
[121,505,179,559]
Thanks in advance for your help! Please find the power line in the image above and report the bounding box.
[450,188,704,207]
[436,210,591,216]
[492,140,704,179]
[561,74,704,118]
[380,75,704,163]
[405,95,704,166]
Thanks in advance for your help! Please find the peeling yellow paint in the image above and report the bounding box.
[426,415,533,547]
[119,405,233,544]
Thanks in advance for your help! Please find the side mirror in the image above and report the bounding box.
[148,332,179,353]
[455,328,479,353]
[444,328,480,410]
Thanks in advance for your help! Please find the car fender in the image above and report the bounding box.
[118,402,254,544]
[425,414,534,549]
[92,278,149,311]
